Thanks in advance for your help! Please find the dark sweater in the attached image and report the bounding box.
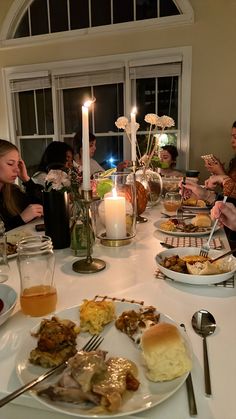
[0,179,43,231]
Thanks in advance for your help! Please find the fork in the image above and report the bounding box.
[177,176,186,221]
[199,196,227,257]
[0,334,104,408]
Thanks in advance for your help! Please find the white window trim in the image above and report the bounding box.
[0,0,194,49]
[2,46,192,169]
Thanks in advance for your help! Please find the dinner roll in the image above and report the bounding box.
[141,323,192,382]
[191,213,211,227]
[186,260,221,275]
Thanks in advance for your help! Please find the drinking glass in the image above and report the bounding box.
[17,236,57,317]
[163,192,182,215]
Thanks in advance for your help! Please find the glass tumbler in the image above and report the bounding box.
[17,235,57,317]
[163,192,182,215]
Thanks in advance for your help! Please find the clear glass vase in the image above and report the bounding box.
[70,220,94,257]
[135,168,163,207]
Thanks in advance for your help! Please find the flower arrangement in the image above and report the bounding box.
[115,113,175,171]
[44,169,71,192]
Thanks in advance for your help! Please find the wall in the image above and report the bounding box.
[0,0,235,181]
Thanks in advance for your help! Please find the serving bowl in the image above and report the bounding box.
[156,247,236,285]
[0,284,17,326]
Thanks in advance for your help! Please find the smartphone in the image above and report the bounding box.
[35,223,45,232]
[201,154,218,165]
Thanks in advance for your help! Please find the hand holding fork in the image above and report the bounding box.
[199,196,227,257]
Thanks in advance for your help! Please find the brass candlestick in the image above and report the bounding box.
[72,190,106,274]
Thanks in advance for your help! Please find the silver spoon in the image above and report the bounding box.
[191,309,216,396]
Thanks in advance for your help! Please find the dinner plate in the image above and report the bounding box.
[156,247,236,285]
[154,218,219,237]
[15,301,192,418]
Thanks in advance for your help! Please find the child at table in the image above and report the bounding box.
[0,139,43,231]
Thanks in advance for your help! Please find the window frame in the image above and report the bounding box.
[3,46,192,170]
[0,0,194,48]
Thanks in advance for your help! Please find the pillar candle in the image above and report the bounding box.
[82,104,90,190]
[131,108,137,162]
[104,189,126,239]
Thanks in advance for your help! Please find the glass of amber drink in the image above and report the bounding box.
[163,192,182,215]
[17,236,57,317]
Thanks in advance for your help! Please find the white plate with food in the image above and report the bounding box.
[15,300,192,418]
[156,247,236,285]
[6,228,33,259]
[154,214,219,237]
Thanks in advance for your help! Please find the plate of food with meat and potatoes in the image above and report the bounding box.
[15,298,192,417]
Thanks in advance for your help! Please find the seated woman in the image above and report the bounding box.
[159,145,183,177]
[203,121,236,197]
[0,139,43,231]
[73,132,104,176]
[32,141,74,186]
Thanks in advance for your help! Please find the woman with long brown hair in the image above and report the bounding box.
[0,139,43,231]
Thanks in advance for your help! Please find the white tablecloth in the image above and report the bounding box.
[0,205,235,419]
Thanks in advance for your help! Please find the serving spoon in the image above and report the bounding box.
[191,310,216,396]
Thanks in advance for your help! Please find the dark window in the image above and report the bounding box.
[91,0,111,27]
[63,87,92,134]
[19,91,36,135]
[13,0,182,39]
[158,76,178,125]
[93,84,124,132]
[14,10,29,38]
[70,0,89,30]
[30,0,48,35]
[95,135,124,169]
[136,0,157,20]
[160,0,180,17]
[36,89,54,135]
[49,0,68,33]
[20,138,53,176]
[113,0,133,24]
[135,76,178,130]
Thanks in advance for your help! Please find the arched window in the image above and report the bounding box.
[1,0,193,41]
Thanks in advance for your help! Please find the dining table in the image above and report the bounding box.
[0,203,235,419]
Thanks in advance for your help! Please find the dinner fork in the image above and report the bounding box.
[0,334,104,408]
[199,196,227,258]
[177,176,186,221]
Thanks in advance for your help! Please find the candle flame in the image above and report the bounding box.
[112,188,117,198]
[84,97,96,108]
[131,107,137,114]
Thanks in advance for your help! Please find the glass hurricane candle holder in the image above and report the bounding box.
[92,172,137,247]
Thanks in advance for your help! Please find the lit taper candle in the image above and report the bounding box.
[82,99,94,190]
[130,107,137,163]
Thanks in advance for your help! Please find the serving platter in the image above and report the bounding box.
[156,247,236,285]
[154,218,219,237]
[15,300,192,418]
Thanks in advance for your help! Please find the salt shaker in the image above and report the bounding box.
[0,220,10,283]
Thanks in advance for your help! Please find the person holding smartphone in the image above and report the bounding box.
[0,139,43,231]
[202,121,236,198]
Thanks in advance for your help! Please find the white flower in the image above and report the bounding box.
[157,115,175,129]
[144,113,160,125]
[115,116,129,130]
[45,170,71,191]
[125,121,140,134]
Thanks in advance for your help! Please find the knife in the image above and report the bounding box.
[180,323,198,416]
[160,242,175,249]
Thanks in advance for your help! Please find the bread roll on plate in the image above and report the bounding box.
[191,213,211,227]
[141,323,192,382]
[186,260,221,275]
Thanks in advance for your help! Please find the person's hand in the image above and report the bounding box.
[211,201,236,230]
[179,179,209,201]
[18,159,30,182]
[204,175,226,190]
[204,159,226,175]
[20,204,43,223]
